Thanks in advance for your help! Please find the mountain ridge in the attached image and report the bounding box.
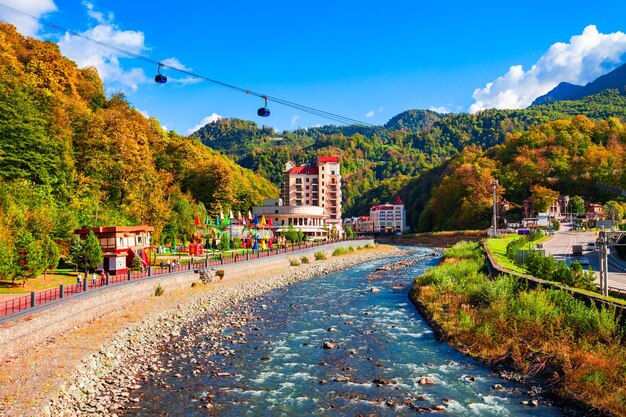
[532,63,626,105]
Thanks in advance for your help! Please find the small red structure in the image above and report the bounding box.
[189,242,204,256]
[74,225,154,275]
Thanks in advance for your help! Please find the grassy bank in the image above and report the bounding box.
[410,241,626,416]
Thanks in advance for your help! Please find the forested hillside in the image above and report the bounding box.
[192,90,626,221]
[408,115,626,231]
[0,22,277,278]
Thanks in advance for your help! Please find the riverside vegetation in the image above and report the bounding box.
[410,241,626,416]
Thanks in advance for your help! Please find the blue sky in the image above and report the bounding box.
[3,1,626,133]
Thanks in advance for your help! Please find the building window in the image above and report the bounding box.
[322,174,325,178]
[332,170,335,175]
[275,210,278,214]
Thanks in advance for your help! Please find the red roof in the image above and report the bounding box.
[317,156,339,163]
[289,166,318,175]
[358,216,371,221]
[371,205,394,211]
[393,196,404,206]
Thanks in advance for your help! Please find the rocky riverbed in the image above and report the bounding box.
[45,247,405,417]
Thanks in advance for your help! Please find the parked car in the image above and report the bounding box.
[586,241,597,251]
[549,230,557,235]
[579,257,590,266]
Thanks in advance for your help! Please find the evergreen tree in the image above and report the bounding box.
[83,230,103,275]
[69,235,84,273]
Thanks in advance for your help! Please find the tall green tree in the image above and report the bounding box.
[40,235,60,279]
[15,234,45,286]
[69,235,84,273]
[83,230,103,275]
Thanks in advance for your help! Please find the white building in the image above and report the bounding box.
[369,196,408,233]
[253,198,330,240]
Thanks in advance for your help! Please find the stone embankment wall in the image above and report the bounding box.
[0,240,374,363]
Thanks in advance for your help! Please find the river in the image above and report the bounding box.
[123,247,566,416]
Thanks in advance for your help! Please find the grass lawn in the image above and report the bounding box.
[485,235,529,275]
[0,264,78,294]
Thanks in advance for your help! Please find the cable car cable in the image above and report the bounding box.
[0,2,374,127]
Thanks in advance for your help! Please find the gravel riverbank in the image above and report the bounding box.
[44,246,403,416]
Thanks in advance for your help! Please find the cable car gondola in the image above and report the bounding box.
[155,63,167,84]
[257,96,270,117]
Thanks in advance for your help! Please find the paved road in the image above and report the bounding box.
[542,223,626,291]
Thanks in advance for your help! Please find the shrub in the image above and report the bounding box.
[506,237,530,261]
[301,256,309,264]
[154,283,165,296]
[364,244,373,249]
[290,258,301,266]
[357,246,363,250]
[474,275,519,306]
[444,241,483,260]
[333,247,348,256]
[314,251,326,260]
[348,246,355,252]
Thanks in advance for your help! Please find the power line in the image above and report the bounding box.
[0,2,374,127]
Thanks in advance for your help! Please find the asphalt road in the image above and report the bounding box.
[542,223,626,291]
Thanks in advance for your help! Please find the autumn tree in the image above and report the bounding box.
[530,185,560,212]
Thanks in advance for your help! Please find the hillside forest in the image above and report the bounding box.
[0,22,276,282]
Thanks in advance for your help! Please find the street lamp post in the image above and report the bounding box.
[492,179,499,238]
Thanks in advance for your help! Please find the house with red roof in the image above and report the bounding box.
[369,196,408,233]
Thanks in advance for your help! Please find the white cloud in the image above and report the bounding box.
[291,115,300,126]
[0,0,57,37]
[470,25,626,113]
[429,105,450,114]
[186,113,222,135]
[365,107,384,118]
[58,4,149,92]
[161,57,191,71]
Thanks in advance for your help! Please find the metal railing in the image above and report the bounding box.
[0,237,371,319]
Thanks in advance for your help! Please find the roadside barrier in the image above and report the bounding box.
[0,238,371,319]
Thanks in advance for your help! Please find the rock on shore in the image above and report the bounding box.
[46,247,403,416]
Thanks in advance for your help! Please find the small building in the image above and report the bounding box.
[370,196,408,234]
[253,198,329,240]
[74,225,154,275]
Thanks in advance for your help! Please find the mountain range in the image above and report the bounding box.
[532,63,626,105]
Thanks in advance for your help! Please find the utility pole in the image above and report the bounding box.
[597,230,609,296]
[492,179,499,238]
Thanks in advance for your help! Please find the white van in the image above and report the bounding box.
[586,241,597,251]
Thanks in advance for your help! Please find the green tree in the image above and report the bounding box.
[284,224,298,243]
[40,235,60,279]
[570,196,585,214]
[231,236,242,249]
[15,234,45,286]
[219,234,231,251]
[344,226,355,238]
[69,235,84,273]
[83,230,103,275]
[0,239,17,283]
